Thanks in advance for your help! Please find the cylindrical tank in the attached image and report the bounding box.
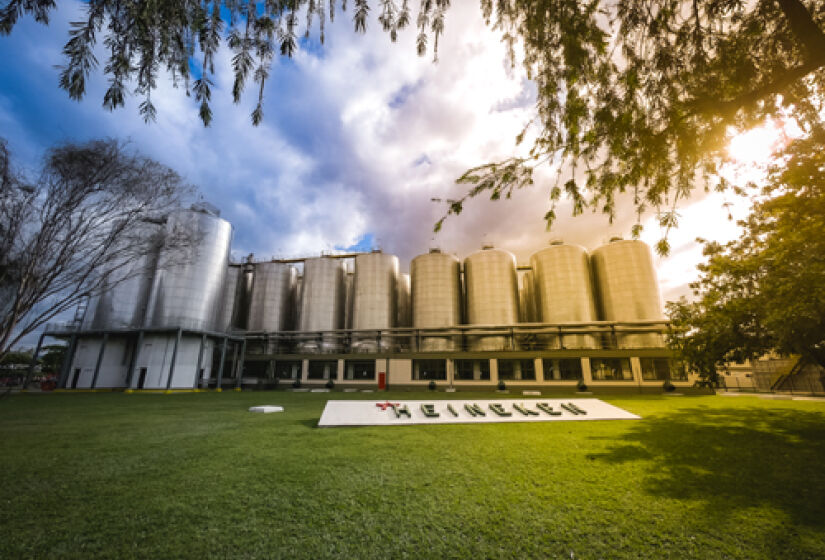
[146,208,232,331]
[396,273,411,327]
[464,246,519,351]
[297,257,346,352]
[519,270,537,323]
[590,238,664,348]
[411,249,461,351]
[86,222,162,330]
[530,242,599,348]
[246,262,296,332]
[216,265,241,332]
[351,251,399,351]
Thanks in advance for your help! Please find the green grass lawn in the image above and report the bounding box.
[1,391,824,559]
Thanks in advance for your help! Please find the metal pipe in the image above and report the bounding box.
[216,337,228,390]
[234,339,247,389]
[194,333,207,389]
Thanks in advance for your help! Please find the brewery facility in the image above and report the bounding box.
[41,203,688,392]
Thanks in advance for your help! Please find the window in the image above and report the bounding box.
[308,360,337,380]
[542,359,582,381]
[497,360,536,381]
[589,358,633,381]
[344,360,375,381]
[454,360,490,381]
[413,360,446,381]
[640,358,671,381]
[274,360,302,380]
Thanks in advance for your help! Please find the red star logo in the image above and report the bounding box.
[376,401,400,410]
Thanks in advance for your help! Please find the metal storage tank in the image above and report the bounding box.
[351,251,399,351]
[519,270,537,323]
[530,242,599,348]
[397,273,411,327]
[86,222,162,330]
[464,245,519,351]
[246,262,296,332]
[591,238,664,348]
[146,207,232,331]
[297,257,346,352]
[411,249,461,351]
[216,265,241,332]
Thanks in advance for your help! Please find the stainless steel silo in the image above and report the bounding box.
[216,265,241,332]
[351,251,399,351]
[411,249,461,351]
[464,246,519,351]
[146,208,232,331]
[519,271,537,323]
[246,262,296,332]
[530,242,599,348]
[88,222,162,330]
[591,238,664,348]
[297,257,346,352]
[397,273,411,327]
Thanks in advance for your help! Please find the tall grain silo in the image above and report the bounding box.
[351,251,399,351]
[530,242,599,348]
[590,238,664,348]
[146,208,232,331]
[411,249,461,351]
[246,262,296,332]
[297,257,346,352]
[464,245,519,351]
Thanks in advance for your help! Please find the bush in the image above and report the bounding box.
[292,379,302,389]
[428,380,436,391]
[577,379,588,392]
[497,380,507,391]
[663,380,676,392]
[325,379,335,390]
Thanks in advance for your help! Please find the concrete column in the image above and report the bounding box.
[489,359,498,385]
[336,359,344,382]
[216,337,228,391]
[234,339,247,389]
[125,331,144,389]
[630,356,643,383]
[301,359,309,381]
[535,358,544,382]
[580,358,593,384]
[194,333,207,389]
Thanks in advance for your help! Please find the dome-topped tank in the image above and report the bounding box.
[146,208,232,331]
[411,249,462,351]
[591,238,664,348]
[464,245,519,350]
[529,242,599,348]
[351,251,399,351]
[298,257,346,352]
[247,262,296,332]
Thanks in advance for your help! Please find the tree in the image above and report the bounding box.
[666,125,825,380]
[3,1,825,247]
[0,138,191,363]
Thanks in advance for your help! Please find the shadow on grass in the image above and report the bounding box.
[591,406,825,527]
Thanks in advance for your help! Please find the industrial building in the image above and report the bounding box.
[41,203,690,392]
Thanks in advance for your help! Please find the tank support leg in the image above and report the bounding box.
[165,328,182,391]
[90,333,109,389]
[125,331,144,389]
[194,333,207,389]
[216,337,228,390]
[234,339,247,390]
[57,334,78,389]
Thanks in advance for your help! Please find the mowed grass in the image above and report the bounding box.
[1,391,824,559]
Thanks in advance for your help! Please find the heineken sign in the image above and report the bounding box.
[318,399,639,427]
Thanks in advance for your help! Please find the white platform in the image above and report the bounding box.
[318,398,639,427]
[249,405,284,413]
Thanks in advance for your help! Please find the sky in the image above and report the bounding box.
[1,2,761,346]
